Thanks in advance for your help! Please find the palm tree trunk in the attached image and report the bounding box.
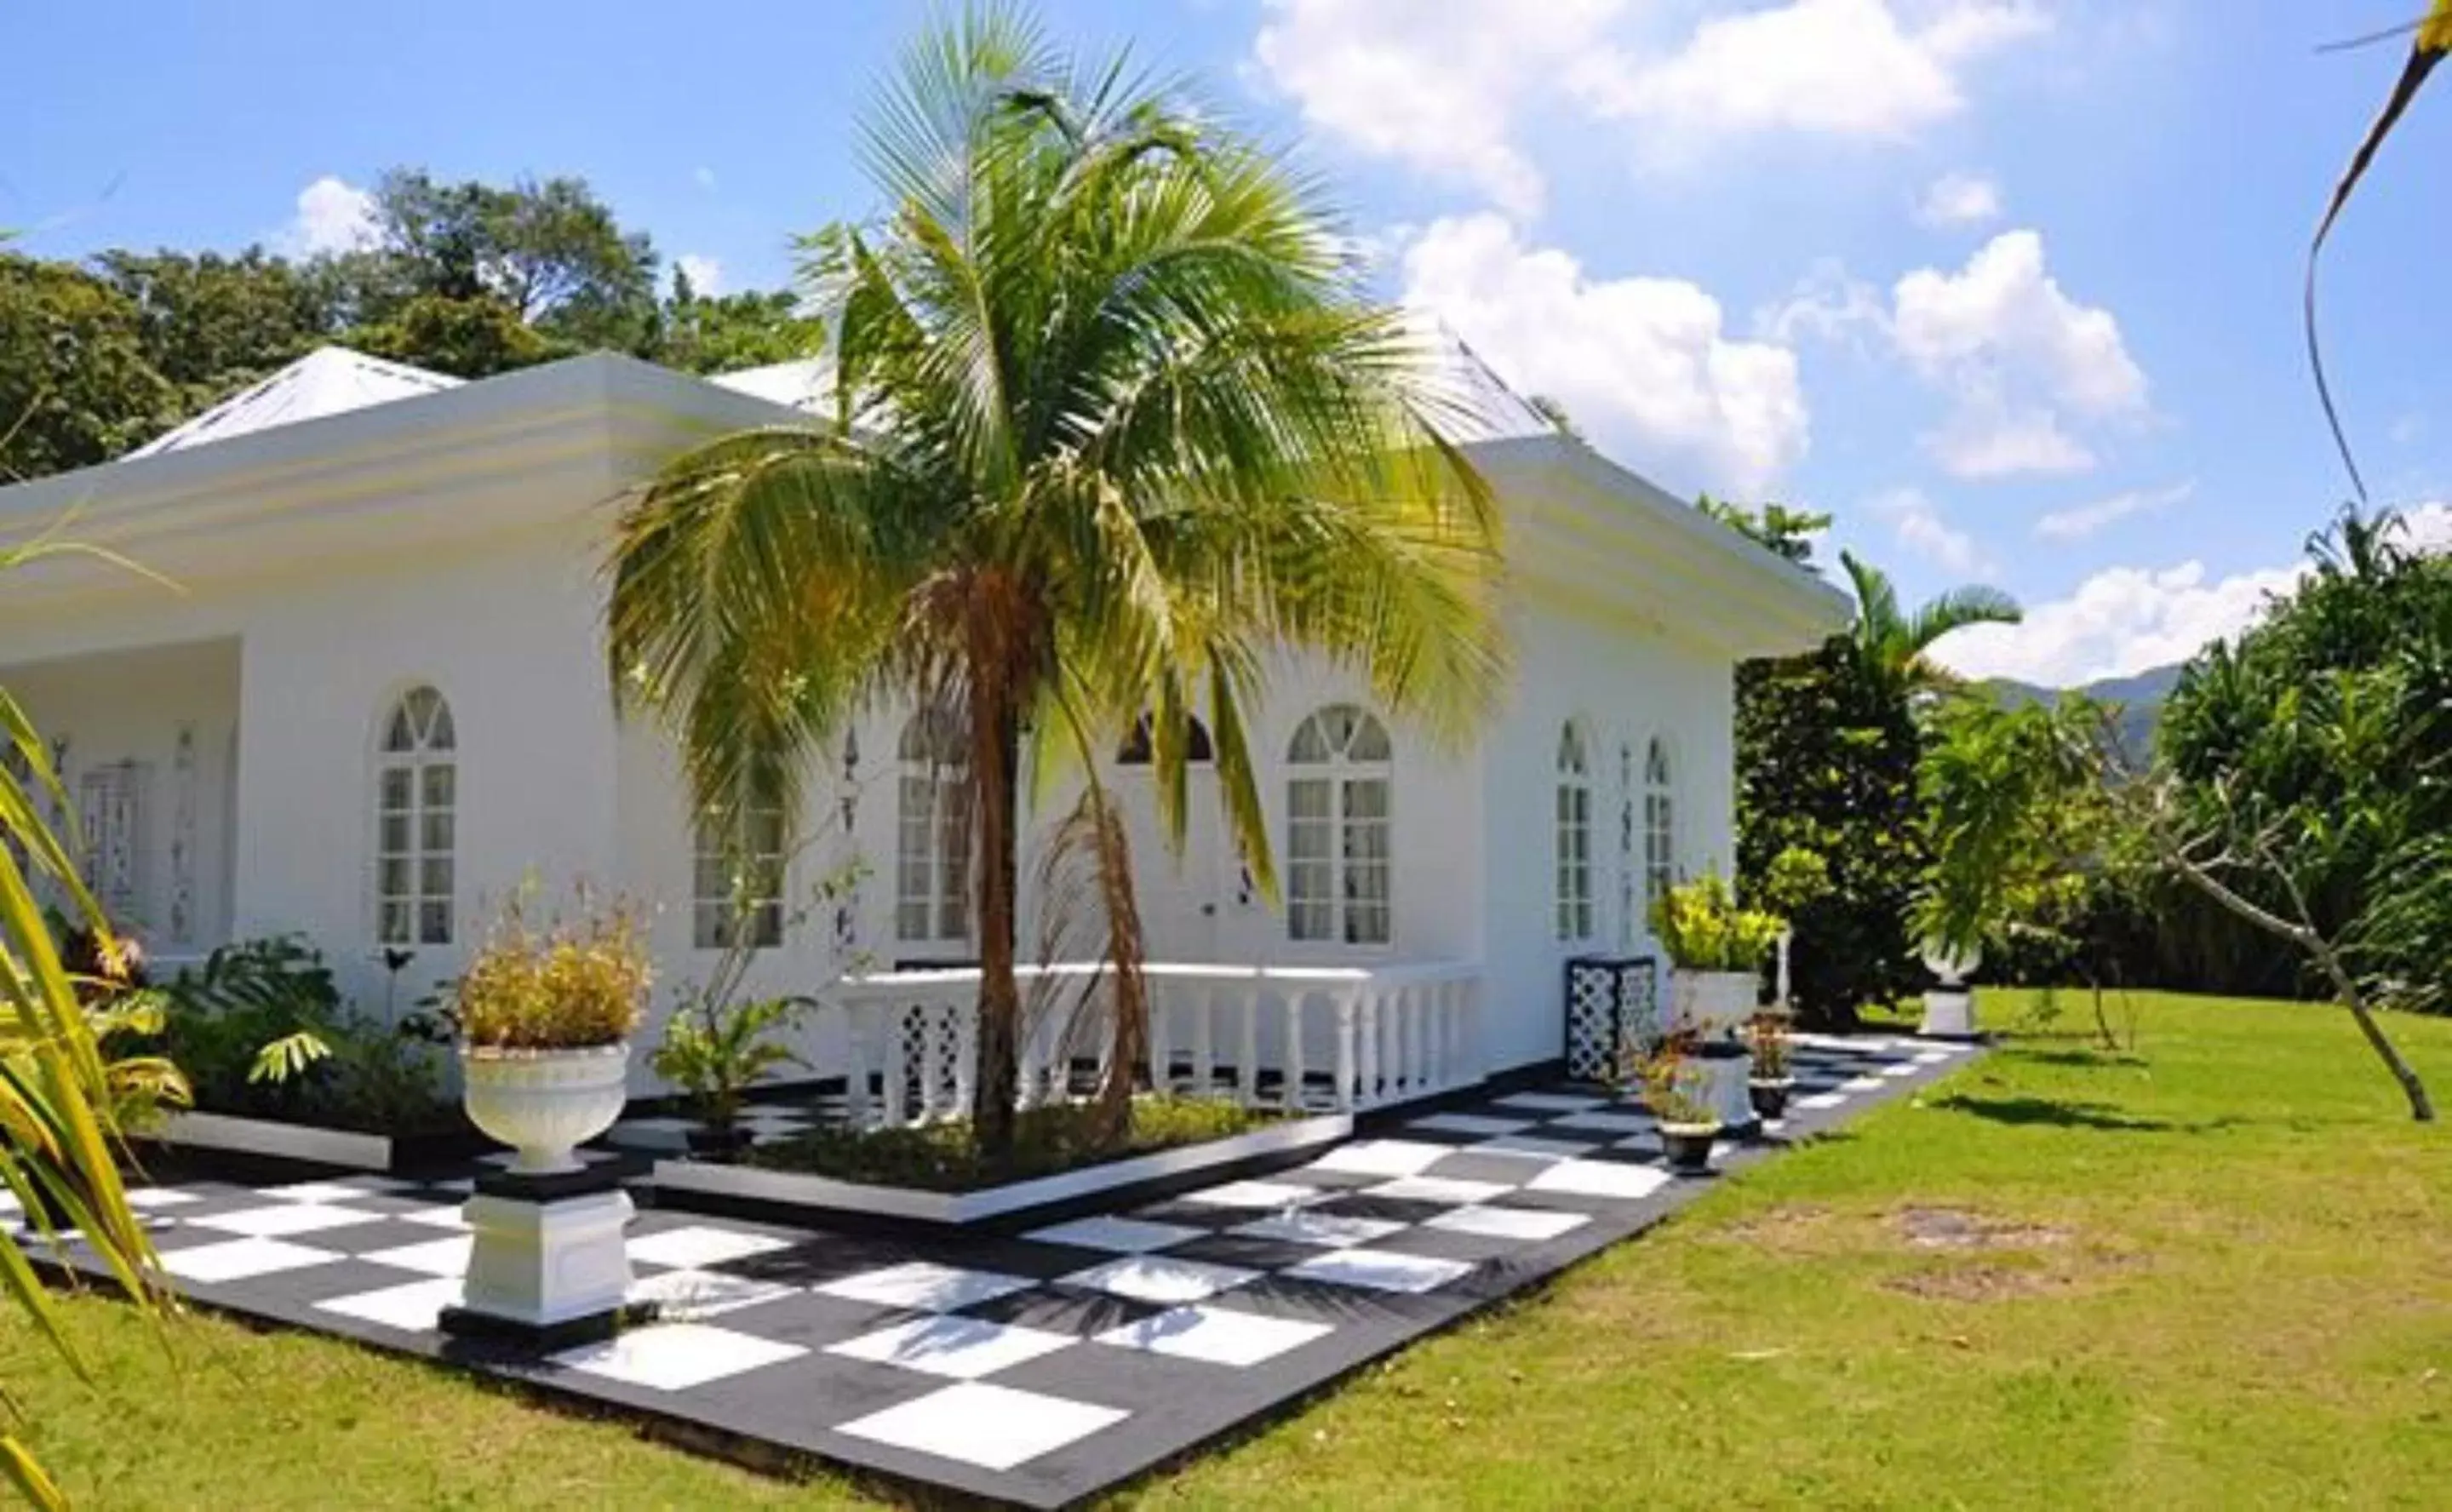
[968,679,1024,1158]
[1085,783,1149,1147]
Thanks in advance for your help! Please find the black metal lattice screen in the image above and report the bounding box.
[1562,954,1659,1083]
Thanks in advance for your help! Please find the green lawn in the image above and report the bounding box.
[6,991,2448,1509]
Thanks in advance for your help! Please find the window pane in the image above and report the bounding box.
[752,902,783,948]
[421,810,454,853]
[1288,717,1329,765]
[418,901,451,945]
[897,900,931,939]
[380,814,411,854]
[426,701,455,751]
[421,763,455,808]
[380,902,412,944]
[693,903,725,951]
[1348,714,1390,763]
[380,768,412,810]
[379,857,411,899]
[421,857,453,897]
[1343,777,1388,821]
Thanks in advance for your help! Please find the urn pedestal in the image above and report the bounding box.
[1918,944,1982,1041]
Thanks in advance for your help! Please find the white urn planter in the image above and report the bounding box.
[1669,969,1758,1037]
[446,1040,637,1342]
[460,1042,632,1175]
[1917,942,1982,1040]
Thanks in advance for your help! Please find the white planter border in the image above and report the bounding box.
[652,1111,1355,1226]
[157,1109,393,1171]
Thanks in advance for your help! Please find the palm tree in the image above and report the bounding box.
[1838,550,2021,705]
[0,538,171,1508]
[607,3,1506,1155]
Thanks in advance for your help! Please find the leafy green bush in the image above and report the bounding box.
[154,936,452,1134]
[651,994,809,1125]
[750,1097,1269,1190]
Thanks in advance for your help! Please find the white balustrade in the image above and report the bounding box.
[805,959,1484,1128]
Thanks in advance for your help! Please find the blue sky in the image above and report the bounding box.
[9,1,2449,684]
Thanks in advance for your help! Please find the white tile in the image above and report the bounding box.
[1060,1254,1259,1304]
[160,1236,343,1284]
[1840,1075,1886,1093]
[816,1261,1034,1313]
[627,1225,794,1270]
[1913,1049,1952,1065]
[1174,1179,1323,1210]
[1549,1110,1656,1135]
[1096,1304,1332,1366]
[1469,1135,1591,1163]
[1492,1092,1608,1114]
[1306,1139,1453,1179]
[1425,1206,1591,1242]
[1365,1176,1514,1206]
[314,1275,463,1332]
[828,1314,1076,1379]
[1406,1112,1536,1137]
[1526,1160,1672,1201]
[627,1268,798,1321]
[1795,1091,1847,1110]
[552,1322,805,1392]
[835,1381,1126,1471]
[186,1202,382,1240]
[429,1177,477,1195]
[1880,1062,1921,1078]
[1229,1211,1406,1248]
[358,1234,474,1276]
[255,1181,397,1204]
[123,1187,203,1211]
[1023,1215,1204,1254]
[1280,1247,1474,1295]
[394,1204,472,1231]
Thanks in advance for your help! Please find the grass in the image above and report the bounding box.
[749,1093,1271,1191]
[3,989,2446,1508]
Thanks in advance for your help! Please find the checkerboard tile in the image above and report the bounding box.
[836,1380,1127,1471]
[74,1032,1968,1509]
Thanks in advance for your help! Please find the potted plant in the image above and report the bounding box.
[1650,873,1786,1035]
[454,892,650,1176]
[651,994,811,1160]
[1746,1010,1796,1121]
[1638,1033,1721,1174]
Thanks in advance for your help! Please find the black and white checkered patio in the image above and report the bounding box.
[38,1033,1974,1509]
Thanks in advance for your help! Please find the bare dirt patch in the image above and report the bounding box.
[1882,1263,2076,1302]
[1893,1206,2076,1251]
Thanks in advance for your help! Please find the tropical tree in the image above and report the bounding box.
[1726,522,2021,1028]
[605,3,1505,1155]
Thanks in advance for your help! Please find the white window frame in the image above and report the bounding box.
[1555,720,1594,943]
[692,776,786,951]
[895,710,971,954]
[1643,735,1677,915]
[375,685,455,948]
[1285,704,1393,948]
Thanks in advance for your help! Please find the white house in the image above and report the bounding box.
[0,346,1848,1111]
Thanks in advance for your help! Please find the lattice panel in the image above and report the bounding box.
[1561,955,1659,1085]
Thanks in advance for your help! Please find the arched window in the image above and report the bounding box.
[375,685,455,946]
[897,710,971,947]
[693,772,786,950]
[1644,736,1676,911]
[1555,720,1593,942]
[1115,712,1215,765]
[1286,704,1391,946]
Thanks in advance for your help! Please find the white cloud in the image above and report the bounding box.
[1251,0,1622,217]
[1932,501,2452,684]
[284,175,378,257]
[1401,213,1807,493]
[1572,0,2048,146]
[1916,170,2003,227]
[1756,260,1888,352]
[1893,229,2149,478]
[674,254,725,297]
[2034,479,2194,542]
[1870,485,1994,577]
[693,166,718,192]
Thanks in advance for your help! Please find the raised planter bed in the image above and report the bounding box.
[150,1108,490,1176]
[652,1110,1352,1227]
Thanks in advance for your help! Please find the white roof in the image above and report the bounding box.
[705,356,833,412]
[125,346,462,459]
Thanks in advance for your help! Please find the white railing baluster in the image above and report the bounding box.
[952,999,977,1119]
[1282,988,1306,1111]
[1192,985,1216,1097]
[1147,982,1171,1093]
[1335,991,1360,1111]
[1239,988,1261,1105]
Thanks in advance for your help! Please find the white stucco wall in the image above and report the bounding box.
[1474,598,1734,1072]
